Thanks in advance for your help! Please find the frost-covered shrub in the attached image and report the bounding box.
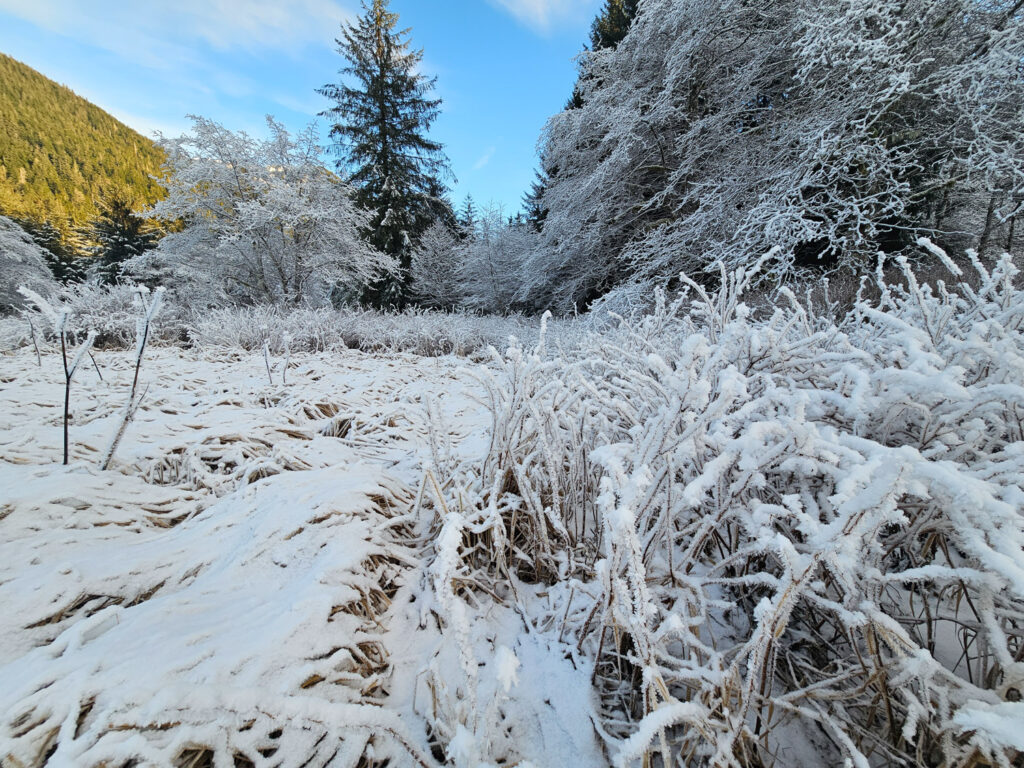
[44,283,189,348]
[0,215,58,314]
[5,283,188,353]
[410,221,463,310]
[456,209,539,314]
[427,243,1024,767]
[6,290,588,358]
[131,116,395,307]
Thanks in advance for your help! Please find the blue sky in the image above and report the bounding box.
[0,0,600,213]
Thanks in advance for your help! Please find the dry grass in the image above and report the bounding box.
[420,246,1024,767]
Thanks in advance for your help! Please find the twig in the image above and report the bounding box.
[261,324,273,386]
[101,287,163,471]
[282,332,291,386]
[28,317,41,366]
[89,351,104,382]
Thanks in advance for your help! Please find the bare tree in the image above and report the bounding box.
[133,116,397,306]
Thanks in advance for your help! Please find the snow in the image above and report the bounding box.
[0,341,606,766]
[0,345,491,766]
[494,645,520,693]
[0,216,58,313]
[3,248,1024,767]
[953,701,1024,752]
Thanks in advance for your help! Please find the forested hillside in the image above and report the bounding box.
[0,53,164,233]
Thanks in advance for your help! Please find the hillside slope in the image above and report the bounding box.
[0,53,165,231]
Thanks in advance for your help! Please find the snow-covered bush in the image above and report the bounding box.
[38,282,189,348]
[410,221,463,310]
[426,243,1024,766]
[131,116,396,306]
[0,215,57,314]
[7,286,587,358]
[457,209,539,314]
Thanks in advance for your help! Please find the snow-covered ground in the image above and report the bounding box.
[5,250,1024,768]
[0,345,598,767]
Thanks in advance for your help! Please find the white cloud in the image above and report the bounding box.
[473,146,497,171]
[487,0,599,34]
[0,0,354,136]
[174,0,353,51]
[0,0,353,62]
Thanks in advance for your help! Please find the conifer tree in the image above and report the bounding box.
[457,194,478,238]
[0,54,165,238]
[590,0,639,50]
[14,217,85,283]
[83,193,158,285]
[522,169,549,233]
[318,0,452,309]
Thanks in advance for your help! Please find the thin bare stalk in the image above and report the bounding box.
[101,288,164,471]
[28,317,41,366]
[89,351,104,382]
[262,327,273,386]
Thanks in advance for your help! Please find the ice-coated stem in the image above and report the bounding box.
[282,332,291,386]
[28,317,41,367]
[61,326,97,466]
[261,324,273,386]
[101,287,163,471]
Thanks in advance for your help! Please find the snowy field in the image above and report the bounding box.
[0,348,471,764]
[3,251,1024,768]
[0,343,606,767]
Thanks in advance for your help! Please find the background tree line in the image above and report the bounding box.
[0,53,164,234]
[514,0,1024,313]
[3,0,1021,316]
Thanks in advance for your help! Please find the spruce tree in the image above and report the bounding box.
[590,0,639,50]
[522,170,549,233]
[457,194,477,238]
[83,193,158,285]
[14,216,85,283]
[318,0,452,308]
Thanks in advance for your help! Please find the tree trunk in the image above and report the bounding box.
[978,193,999,256]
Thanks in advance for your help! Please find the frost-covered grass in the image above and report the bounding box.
[422,245,1024,766]
[1,285,585,359]
[0,283,191,351]
[188,304,585,357]
[1,244,1022,767]
[0,345,490,767]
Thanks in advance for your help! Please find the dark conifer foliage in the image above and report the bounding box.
[317,0,452,308]
[522,170,549,233]
[589,0,639,50]
[13,217,86,284]
[457,195,478,238]
[83,193,160,285]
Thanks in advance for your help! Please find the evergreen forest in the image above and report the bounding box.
[0,53,165,237]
